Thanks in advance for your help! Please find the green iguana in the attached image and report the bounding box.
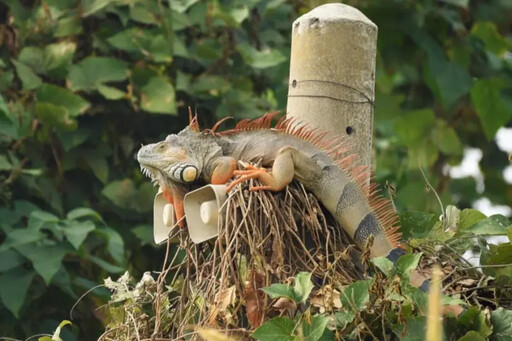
[137,111,402,259]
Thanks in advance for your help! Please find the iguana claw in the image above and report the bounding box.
[226,166,268,192]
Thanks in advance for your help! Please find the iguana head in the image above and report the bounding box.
[137,131,200,187]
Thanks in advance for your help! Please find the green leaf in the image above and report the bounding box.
[392,316,426,341]
[107,29,173,63]
[51,320,72,341]
[81,0,110,16]
[237,44,287,69]
[302,315,329,341]
[396,253,422,281]
[459,209,487,231]
[0,249,26,272]
[408,287,428,314]
[16,243,71,284]
[0,229,45,252]
[0,267,35,317]
[406,142,438,169]
[471,22,511,56]
[339,279,372,313]
[67,207,103,223]
[410,27,473,107]
[84,153,109,183]
[102,179,137,208]
[0,109,17,138]
[18,47,44,73]
[261,283,298,302]
[189,75,230,94]
[35,102,77,131]
[0,154,12,170]
[12,60,42,90]
[172,0,199,13]
[293,272,314,302]
[101,179,155,212]
[432,119,462,155]
[97,84,126,100]
[483,243,512,267]
[67,57,128,91]
[214,6,249,27]
[89,255,125,273]
[55,16,83,37]
[458,331,486,341]
[399,211,437,240]
[129,4,156,25]
[395,109,436,145]
[471,78,511,140]
[490,308,512,341]
[334,310,355,328]
[132,224,155,245]
[42,42,76,77]
[0,93,16,138]
[459,214,511,236]
[316,328,334,341]
[56,129,90,151]
[140,76,176,114]
[433,61,473,108]
[457,307,492,339]
[52,266,77,299]
[0,92,8,114]
[37,84,90,117]
[102,227,125,265]
[372,257,394,276]
[443,0,468,8]
[252,316,295,341]
[28,209,60,228]
[63,220,95,250]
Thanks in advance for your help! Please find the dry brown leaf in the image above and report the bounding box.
[196,327,237,341]
[245,270,265,329]
[310,285,342,313]
[443,304,464,316]
[273,297,297,315]
[208,285,237,325]
[457,278,477,286]
[410,269,430,288]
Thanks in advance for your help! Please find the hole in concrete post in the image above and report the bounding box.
[309,17,320,28]
[346,126,354,135]
[292,79,297,88]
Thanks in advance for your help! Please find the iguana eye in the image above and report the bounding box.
[157,144,167,152]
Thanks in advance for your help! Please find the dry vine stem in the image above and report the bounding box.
[100,180,511,340]
[165,180,364,338]
[101,180,364,340]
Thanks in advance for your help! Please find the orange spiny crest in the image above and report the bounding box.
[211,112,402,247]
[210,116,233,132]
[188,107,200,132]
[367,192,401,247]
[347,165,367,180]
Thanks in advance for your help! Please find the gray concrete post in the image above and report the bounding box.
[286,3,377,171]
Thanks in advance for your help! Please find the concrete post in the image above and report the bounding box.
[286,3,377,171]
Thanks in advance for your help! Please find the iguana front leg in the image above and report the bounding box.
[162,185,186,227]
[210,156,237,184]
[226,146,313,192]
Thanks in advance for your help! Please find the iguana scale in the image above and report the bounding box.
[137,111,401,258]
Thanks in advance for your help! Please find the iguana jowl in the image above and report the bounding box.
[137,112,401,258]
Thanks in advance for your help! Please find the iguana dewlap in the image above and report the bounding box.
[137,112,401,258]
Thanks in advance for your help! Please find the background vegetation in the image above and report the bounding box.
[0,0,510,339]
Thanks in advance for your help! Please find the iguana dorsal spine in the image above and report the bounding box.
[138,112,401,258]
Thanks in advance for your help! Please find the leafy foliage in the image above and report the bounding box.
[0,0,511,339]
